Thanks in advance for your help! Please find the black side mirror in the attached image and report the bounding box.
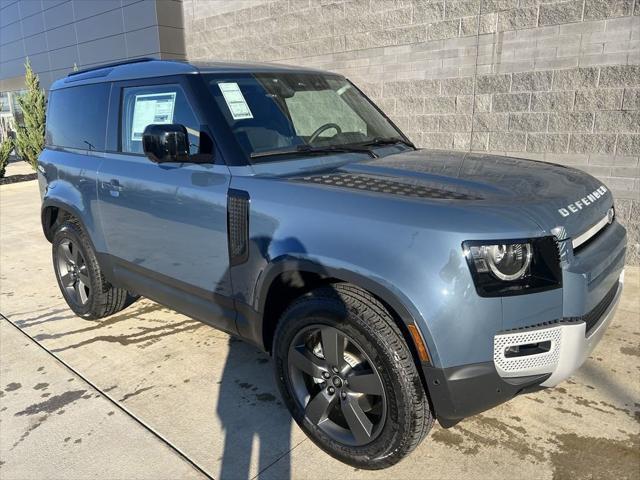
[142,124,189,163]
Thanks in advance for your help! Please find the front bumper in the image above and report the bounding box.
[494,272,623,387]
[423,270,624,427]
[422,362,549,428]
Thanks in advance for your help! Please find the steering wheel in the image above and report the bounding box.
[309,123,342,144]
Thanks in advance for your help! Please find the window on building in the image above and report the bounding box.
[11,90,26,114]
[0,92,10,113]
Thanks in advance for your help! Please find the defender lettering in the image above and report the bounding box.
[558,185,607,217]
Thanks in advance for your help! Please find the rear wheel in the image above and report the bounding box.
[273,284,433,469]
[52,220,133,319]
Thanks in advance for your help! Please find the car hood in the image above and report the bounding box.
[296,149,613,240]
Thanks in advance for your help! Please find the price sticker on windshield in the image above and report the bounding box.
[218,82,253,120]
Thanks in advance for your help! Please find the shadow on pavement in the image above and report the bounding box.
[217,337,292,480]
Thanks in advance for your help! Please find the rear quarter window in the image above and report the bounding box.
[46,83,110,151]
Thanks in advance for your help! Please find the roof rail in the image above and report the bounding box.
[67,57,156,77]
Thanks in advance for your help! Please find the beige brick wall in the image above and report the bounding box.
[183,0,639,264]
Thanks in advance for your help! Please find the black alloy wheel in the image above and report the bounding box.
[274,284,433,469]
[288,325,387,446]
[55,238,91,306]
[52,220,133,319]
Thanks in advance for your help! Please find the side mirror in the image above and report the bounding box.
[142,124,190,163]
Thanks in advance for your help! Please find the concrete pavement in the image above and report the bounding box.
[0,318,206,480]
[3,159,34,177]
[1,178,639,480]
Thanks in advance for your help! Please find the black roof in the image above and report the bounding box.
[51,58,334,90]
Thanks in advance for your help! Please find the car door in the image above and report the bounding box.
[96,76,236,333]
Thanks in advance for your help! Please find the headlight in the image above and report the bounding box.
[463,238,561,297]
[472,243,532,281]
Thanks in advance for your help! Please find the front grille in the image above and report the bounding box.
[572,208,615,254]
[567,281,619,336]
[572,222,611,255]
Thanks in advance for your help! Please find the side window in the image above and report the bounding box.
[46,83,110,151]
[120,84,200,155]
[285,89,366,138]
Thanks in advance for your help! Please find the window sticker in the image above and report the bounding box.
[218,82,253,120]
[131,92,176,141]
[336,84,351,96]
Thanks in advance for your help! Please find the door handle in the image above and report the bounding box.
[102,179,122,196]
[102,179,122,190]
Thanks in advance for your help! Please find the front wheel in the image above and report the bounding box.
[273,284,433,469]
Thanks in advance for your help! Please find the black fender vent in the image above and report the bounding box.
[298,173,482,200]
[227,189,250,265]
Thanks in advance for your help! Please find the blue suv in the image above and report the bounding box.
[38,59,626,469]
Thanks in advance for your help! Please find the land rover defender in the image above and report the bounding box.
[38,59,626,469]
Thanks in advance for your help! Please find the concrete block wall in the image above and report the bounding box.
[183,0,639,264]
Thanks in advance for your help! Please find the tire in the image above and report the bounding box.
[52,219,131,320]
[273,283,433,469]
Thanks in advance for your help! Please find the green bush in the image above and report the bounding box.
[0,138,13,178]
[15,59,45,171]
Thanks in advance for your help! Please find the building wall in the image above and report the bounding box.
[183,0,639,264]
[0,0,186,92]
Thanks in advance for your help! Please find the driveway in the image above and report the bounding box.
[1,178,639,480]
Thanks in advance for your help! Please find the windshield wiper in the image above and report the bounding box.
[250,144,377,159]
[361,136,416,149]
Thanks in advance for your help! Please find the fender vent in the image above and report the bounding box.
[298,173,482,200]
[227,190,250,265]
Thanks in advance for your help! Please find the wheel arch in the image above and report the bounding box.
[258,257,437,376]
[41,199,103,260]
[41,199,85,242]
[257,257,441,419]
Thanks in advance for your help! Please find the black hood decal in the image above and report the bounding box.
[297,173,483,201]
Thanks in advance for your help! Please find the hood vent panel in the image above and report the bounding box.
[298,173,483,201]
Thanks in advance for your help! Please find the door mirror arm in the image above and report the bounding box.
[190,127,215,164]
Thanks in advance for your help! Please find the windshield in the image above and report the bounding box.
[207,72,407,162]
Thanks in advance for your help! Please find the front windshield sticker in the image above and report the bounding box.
[218,82,254,120]
[131,92,176,141]
[336,84,351,96]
